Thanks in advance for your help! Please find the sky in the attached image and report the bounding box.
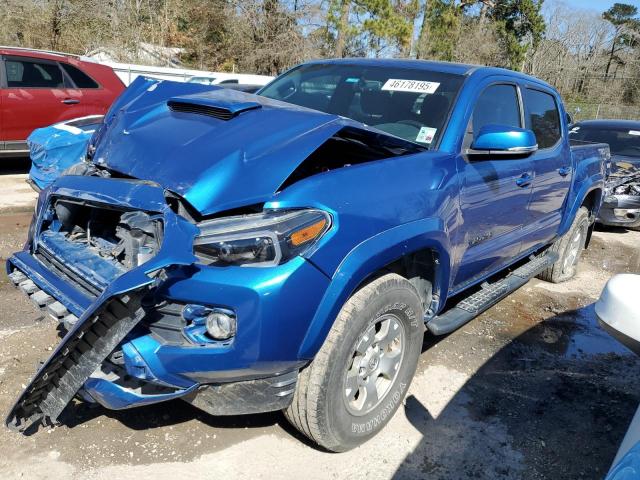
[557,0,640,12]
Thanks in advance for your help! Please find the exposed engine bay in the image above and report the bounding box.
[613,181,640,196]
[607,162,640,196]
[36,199,162,292]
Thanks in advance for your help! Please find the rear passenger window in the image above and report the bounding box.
[61,63,99,88]
[524,89,561,149]
[5,58,64,88]
[472,84,521,134]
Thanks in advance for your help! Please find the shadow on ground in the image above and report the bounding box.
[394,304,640,479]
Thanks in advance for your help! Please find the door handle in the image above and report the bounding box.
[558,166,571,177]
[61,98,80,105]
[516,173,532,188]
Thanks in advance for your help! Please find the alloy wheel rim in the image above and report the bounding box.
[563,224,585,272]
[343,313,405,416]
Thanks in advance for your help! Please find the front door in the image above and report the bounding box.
[453,82,533,290]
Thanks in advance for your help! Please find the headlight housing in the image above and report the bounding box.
[194,209,331,267]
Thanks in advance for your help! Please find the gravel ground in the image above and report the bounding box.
[0,209,638,480]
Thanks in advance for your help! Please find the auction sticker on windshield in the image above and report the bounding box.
[382,79,440,94]
[416,126,437,144]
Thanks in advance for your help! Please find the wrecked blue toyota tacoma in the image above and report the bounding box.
[6,59,609,451]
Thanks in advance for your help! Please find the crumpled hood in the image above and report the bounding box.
[91,77,352,215]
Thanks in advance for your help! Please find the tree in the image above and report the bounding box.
[415,0,461,61]
[333,0,351,57]
[326,0,418,57]
[362,0,417,55]
[415,1,487,61]
[491,0,545,71]
[603,3,640,77]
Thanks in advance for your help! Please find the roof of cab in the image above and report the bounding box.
[305,58,556,90]
[308,57,477,75]
[574,119,640,129]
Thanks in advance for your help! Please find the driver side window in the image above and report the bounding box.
[472,84,521,134]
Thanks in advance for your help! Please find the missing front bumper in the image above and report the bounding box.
[6,257,304,430]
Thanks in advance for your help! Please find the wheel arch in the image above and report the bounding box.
[581,187,603,217]
[581,187,602,248]
[298,218,451,359]
[560,180,603,237]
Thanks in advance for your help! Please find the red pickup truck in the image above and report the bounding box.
[0,47,125,157]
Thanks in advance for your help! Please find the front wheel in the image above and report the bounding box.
[537,206,590,283]
[285,273,424,452]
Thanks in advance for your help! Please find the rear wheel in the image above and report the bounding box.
[538,206,590,283]
[285,273,424,452]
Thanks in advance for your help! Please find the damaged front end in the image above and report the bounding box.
[6,177,195,431]
[36,198,162,310]
[600,161,640,229]
[6,77,425,433]
[6,174,328,432]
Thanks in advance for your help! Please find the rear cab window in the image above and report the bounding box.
[524,88,561,149]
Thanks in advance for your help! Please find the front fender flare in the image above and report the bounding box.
[297,217,451,359]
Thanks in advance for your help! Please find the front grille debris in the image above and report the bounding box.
[5,289,146,433]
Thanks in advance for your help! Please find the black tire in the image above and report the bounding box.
[537,207,590,283]
[285,273,424,452]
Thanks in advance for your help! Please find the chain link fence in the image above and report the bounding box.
[565,102,640,122]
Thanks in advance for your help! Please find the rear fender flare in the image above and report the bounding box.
[560,179,604,236]
[297,218,451,359]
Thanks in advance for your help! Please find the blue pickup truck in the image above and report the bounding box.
[5,59,609,451]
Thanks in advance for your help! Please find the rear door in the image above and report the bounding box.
[519,87,570,252]
[0,55,84,143]
[59,61,108,115]
[453,81,534,290]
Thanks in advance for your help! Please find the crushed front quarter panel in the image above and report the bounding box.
[5,177,200,431]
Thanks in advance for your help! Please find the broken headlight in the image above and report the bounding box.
[194,209,331,266]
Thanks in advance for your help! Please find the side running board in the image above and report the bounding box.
[5,292,146,433]
[426,252,559,336]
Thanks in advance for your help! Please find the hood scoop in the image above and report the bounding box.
[167,96,262,121]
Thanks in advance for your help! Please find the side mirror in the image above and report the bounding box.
[596,274,640,355]
[467,124,538,157]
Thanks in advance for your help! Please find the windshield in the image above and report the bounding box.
[569,124,640,158]
[259,63,465,147]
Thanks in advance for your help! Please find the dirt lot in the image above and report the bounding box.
[0,207,638,479]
